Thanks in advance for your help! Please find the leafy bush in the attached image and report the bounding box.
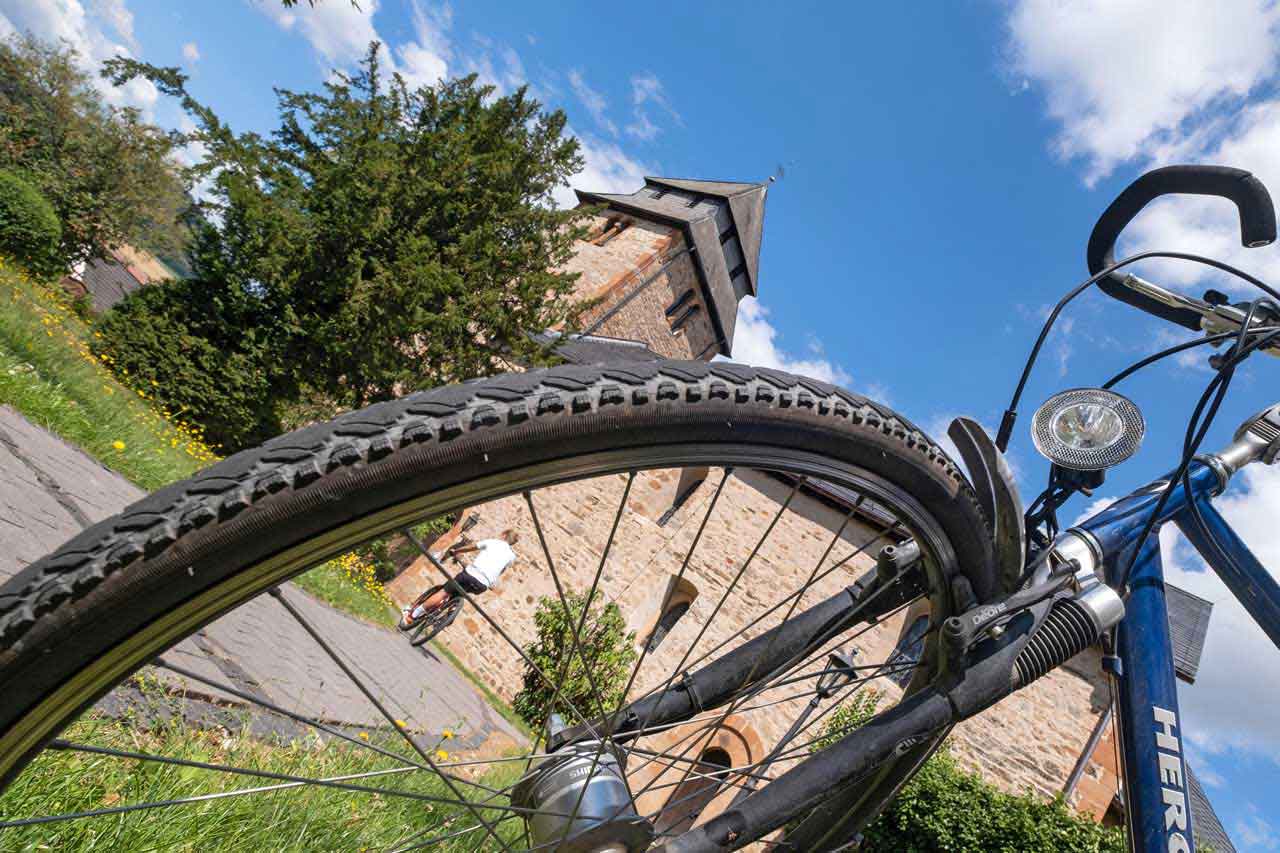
[0,169,61,277]
[792,694,1126,853]
[860,749,1125,852]
[356,515,457,583]
[92,280,286,452]
[513,590,637,732]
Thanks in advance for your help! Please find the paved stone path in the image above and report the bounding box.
[0,406,523,753]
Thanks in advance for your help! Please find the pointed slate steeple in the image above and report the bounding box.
[574,176,768,356]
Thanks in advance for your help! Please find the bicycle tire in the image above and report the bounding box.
[0,359,996,847]
[410,594,463,647]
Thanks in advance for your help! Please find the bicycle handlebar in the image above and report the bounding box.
[1087,165,1277,330]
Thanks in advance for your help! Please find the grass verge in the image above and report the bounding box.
[427,641,534,741]
[0,258,403,630]
[293,559,401,630]
[0,677,523,852]
[0,258,215,490]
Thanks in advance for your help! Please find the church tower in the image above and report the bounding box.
[559,177,768,362]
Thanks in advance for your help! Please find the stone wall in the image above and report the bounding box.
[561,213,719,360]
[383,205,1116,822]
[387,465,1112,808]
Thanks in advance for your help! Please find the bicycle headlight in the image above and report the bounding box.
[1031,388,1145,471]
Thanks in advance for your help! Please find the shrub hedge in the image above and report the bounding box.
[91,280,284,452]
[800,693,1126,852]
[0,169,61,278]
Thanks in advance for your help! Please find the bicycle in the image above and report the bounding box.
[402,539,472,647]
[1,163,1278,852]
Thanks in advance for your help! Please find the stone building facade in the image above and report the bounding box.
[387,176,1123,829]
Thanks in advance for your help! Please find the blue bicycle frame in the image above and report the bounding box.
[1073,459,1280,853]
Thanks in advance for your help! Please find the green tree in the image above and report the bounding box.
[97,44,589,451]
[0,35,188,267]
[513,590,637,732]
[0,169,61,278]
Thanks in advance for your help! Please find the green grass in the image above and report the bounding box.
[293,560,401,630]
[0,258,216,491]
[0,257,402,632]
[0,677,525,852]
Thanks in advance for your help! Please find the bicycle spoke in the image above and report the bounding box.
[626,584,924,806]
[154,657,436,774]
[609,468,732,723]
[0,764,423,827]
[528,474,641,843]
[3,740,549,828]
[400,527,604,739]
[626,499,859,803]
[674,515,905,679]
[524,490,614,723]
[389,815,523,853]
[268,586,516,852]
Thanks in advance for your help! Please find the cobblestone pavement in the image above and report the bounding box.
[0,406,524,752]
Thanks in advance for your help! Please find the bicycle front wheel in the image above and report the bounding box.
[0,360,995,851]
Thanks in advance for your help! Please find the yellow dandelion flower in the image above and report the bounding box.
[442,728,455,739]
[435,750,449,761]
[358,732,369,741]
[395,719,407,728]
[112,440,126,451]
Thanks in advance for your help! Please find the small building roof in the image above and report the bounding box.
[532,331,665,366]
[1166,583,1212,684]
[1187,764,1236,853]
[644,177,768,296]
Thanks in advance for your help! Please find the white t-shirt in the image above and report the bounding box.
[462,539,517,589]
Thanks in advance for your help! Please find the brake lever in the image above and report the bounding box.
[1119,273,1280,356]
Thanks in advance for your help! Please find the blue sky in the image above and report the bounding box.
[4,0,1280,847]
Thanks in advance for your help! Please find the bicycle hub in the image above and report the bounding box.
[510,739,654,853]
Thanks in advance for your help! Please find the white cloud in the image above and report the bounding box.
[181,41,199,63]
[720,297,852,387]
[1007,0,1280,184]
[460,41,527,96]
[1237,804,1280,851]
[625,71,680,143]
[625,110,659,142]
[259,0,380,69]
[1152,463,1280,764]
[92,0,133,48]
[395,0,451,91]
[631,71,680,121]
[0,0,157,115]
[255,0,672,259]
[1124,99,1280,294]
[1067,468,1280,768]
[567,69,617,137]
[553,132,650,209]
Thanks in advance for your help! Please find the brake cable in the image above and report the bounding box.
[1114,300,1280,588]
[995,250,1280,454]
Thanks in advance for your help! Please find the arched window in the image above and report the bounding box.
[644,576,699,652]
[654,746,732,836]
[645,601,690,652]
[591,216,630,246]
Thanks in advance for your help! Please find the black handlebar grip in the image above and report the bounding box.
[1086,165,1277,329]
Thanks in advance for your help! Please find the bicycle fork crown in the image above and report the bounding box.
[511,739,654,853]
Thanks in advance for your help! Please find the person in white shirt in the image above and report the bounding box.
[398,529,519,632]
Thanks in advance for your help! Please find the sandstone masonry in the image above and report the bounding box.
[386,176,1118,828]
